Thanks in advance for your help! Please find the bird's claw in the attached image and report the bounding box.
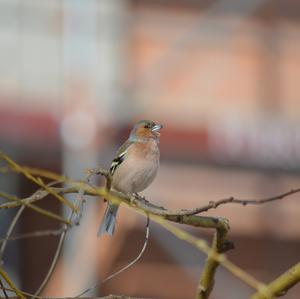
[133,193,148,203]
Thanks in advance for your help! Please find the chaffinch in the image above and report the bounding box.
[98,120,163,236]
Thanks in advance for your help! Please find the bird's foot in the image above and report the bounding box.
[133,193,148,203]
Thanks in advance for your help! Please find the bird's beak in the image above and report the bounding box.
[151,124,163,132]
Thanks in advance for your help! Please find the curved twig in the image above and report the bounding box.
[75,216,151,298]
[0,228,67,244]
[2,180,300,220]
[0,206,25,261]
[32,171,93,298]
[0,277,9,299]
[251,262,300,299]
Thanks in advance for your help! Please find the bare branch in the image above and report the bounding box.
[151,215,272,298]
[188,188,300,214]
[3,178,299,222]
[250,262,300,299]
[32,170,92,298]
[1,154,300,299]
[102,215,150,284]
[4,285,147,299]
[197,224,230,299]
[0,151,78,212]
[0,267,25,299]
[3,289,146,299]
[0,206,25,261]
[0,228,66,243]
[0,277,9,299]
[0,191,71,225]
[6,296,145,299]
[75,216,150,298]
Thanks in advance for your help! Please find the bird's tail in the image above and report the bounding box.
[97,203,119,236]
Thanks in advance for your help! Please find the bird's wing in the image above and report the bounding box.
[109,140,133,176]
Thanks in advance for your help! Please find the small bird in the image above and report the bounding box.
[98,120,163,236]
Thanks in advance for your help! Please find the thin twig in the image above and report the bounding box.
[0,186,71,225]
[0,267,26,299]
[130,188,300,217]
[75,215,151,298]
[3,182,299,219]
[2,285,146,299]
[0,228,66,243]
[0,151,78,212]
[0,164,70,186]
[185,188,300,215]
[0,277,9,299]
[0,286,43,299]
[32,204,79,298]
[150,215,272,298]
[0,189,56,209]
[22,166,69,183]
[0,193,71,225]
[0,206,25,262]
[103,215,150,283]
[250,262,300,299]
[32,172,90,298]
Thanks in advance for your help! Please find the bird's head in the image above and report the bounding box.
[129,120,163,142]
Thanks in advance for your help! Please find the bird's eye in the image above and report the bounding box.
[144,124,150,129]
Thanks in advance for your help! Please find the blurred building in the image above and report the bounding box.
[0,0,300,298]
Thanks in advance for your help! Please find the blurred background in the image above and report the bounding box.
[0,0,300,298]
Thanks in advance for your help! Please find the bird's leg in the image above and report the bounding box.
[133,192,140,200]
[133,193,148,203]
